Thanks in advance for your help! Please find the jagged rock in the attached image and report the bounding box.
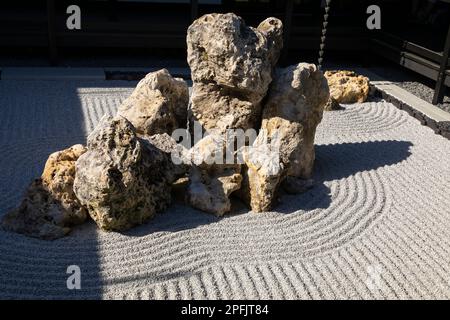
[185,13,282,215]
[243,63,329,212]
[117,69,189,135]
[187,165,242,217]
[187,13,283,132]
[241,132,284,212]
[73,116,176,231]
[187,13,281,98]
[257,17,284,66]
[41,144,88,224]
[1,144,88,240]
[185,134,242,216]
[324,70,369,104]
[144,133,189,181]
[324,97,342,111]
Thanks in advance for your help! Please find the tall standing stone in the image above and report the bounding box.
[187,13,283,133]
[243,63,330,212]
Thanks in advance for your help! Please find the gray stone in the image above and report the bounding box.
[243,63,329,212]
[73,116,176,231]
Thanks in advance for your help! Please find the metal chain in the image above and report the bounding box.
[318,0,331,70]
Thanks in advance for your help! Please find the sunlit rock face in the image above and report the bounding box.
[187,13,283,133]
[118,68,189,135]
[185,13,283,215]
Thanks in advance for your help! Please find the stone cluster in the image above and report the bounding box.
[1,13,330,239]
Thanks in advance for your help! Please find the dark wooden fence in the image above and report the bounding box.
[0,0,448,103]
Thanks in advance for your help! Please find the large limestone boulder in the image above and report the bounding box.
[1,144,88,239]
[73,116,177,231]
[256,17,284,66]
[117,69,189,135]
[185,13,282,216]
[187,13,283,133]
[243,63,329,212]
[324,70,369,104]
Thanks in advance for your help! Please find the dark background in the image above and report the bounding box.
[0,0,448,66]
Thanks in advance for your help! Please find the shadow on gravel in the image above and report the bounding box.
[275,140,413,215]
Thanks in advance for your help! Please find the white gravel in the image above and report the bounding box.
[0,80,449,299]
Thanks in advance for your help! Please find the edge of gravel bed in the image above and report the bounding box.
[370,85,450,140]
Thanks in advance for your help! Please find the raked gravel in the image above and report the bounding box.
[0,80,449,299]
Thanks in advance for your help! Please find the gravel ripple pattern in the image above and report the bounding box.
[0,81,449,299]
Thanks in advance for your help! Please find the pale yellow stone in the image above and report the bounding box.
[324,70,369,104]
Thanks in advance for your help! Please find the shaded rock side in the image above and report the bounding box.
[244,63,329,212]
[2,144,88,239]
[73,116,176,231]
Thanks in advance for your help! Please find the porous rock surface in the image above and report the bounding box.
[73,116,177,231]
[117,68,189,135]
[187,13,283,133]
[185,134,242,216]
[185,13,283,215]
[1,144,88,239]
[325,70,369,104]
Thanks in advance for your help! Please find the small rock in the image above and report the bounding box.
[324,97,342,111]
[1,144,88,240]
[324,70,369,104]
[118,69,189,135]
[243,63,329,212]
